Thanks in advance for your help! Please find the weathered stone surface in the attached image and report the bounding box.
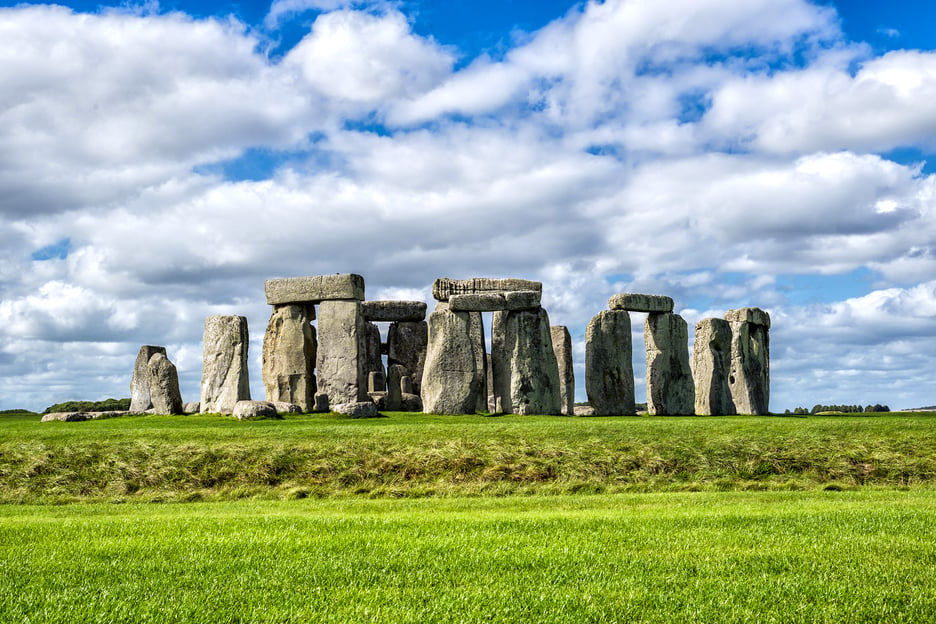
[200,315,251,414]
[265,274,365,305]
[387,364,405,411]
[726,310,770,415]
[692,318,734,416]
[469,312,488,413]
[608,293,674,313]
[313,392,329,413]
[550,326,575,415]
[585,310,635,415]
[401,375,413,395]
[129,345,166,412]
[274,401,302,414]
[724,307,770,328]
[361,301,427,322]
[368,370,386,394]
[316,300,367,406]
[486,353,495,412]
[401,393,423,412]
[89,411,131,420]
[333,401,379,418]
[421,308,485,414]
[183,401,201,414]
[147,352,184,415]
[432,277,542,301]
[362,321,385,391]
[387,321,428,396]
[233,400,278,420]
[448,290,542,312]
[645,313,694,416]
[573,405,597,417]
[41,412,87,422]
[491,308,561,415]
[262,304,316,411]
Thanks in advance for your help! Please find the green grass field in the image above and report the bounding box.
[2,412,935,622]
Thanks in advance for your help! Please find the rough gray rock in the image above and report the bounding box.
[585,310,635,415]
[262,304,317,412]
[645,313,694,416]
[469,311,488,412]
[274,401,302,414]
[726,308,770,415]
[573,405,597,416]
[448,290,542,312]
[129,345,166,412]
[333,401,379,418]
[147,352,184,415]
[692,318,735,416]
[421,308,486,414]
[550,325,575,415]
[724,307,771,328]
[265,274,365,305]
[608,293,674,313]
[361,301,427,322]
[87,411,130,420]
[41,412,88,422]
[183,401,201,415]
[401,375,413,395]
[401,392,423,412]
[313,392,329,413]
[491,308,561,415]
[200,315,251,414]
[387,320,428,396]
[233,400,278,420]
[387,364,405,411]
[316,300,367,406]
[362,321,385,391]
[432,277,542,301]
[368,370,386,394]
[368,392,388,410]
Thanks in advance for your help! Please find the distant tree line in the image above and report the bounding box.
[42,398,131,414]
[784,404,890,415]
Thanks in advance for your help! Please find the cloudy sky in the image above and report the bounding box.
[2,0,936,412]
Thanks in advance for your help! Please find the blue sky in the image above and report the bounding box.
[2,0,936,412]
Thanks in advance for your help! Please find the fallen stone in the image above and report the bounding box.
[608,293,674,313]
[491,307,561,415]
[200,315,251,414]
[401,393,423,412]
[316,300,367,406]
[573,405,597,417]
[129,345,167,412]
[585,310,635,415]
[183,401,201,414]
[421,308,485,414]
[265,274,365,305]
[361,301,427,322]
[645,313,694,416]
[448,290,541,312]
[432,277,542,301]
[387,320,428,397]
[550,325,575,415]
[41,412,87,422]
[273,401,302,414]
[726,309,770,415]
[724,307,771,328]
[148,352,184,415]
[313,392,329,413]
[262,304,317,412]
[333,401,379,418]
[233,400,278,420]
[88,411,130,420]
[692,318,734,416]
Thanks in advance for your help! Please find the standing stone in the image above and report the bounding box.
[725,308,770,415]
[147,352,184,415]
[317,300,367,405]
[200,315,251,414]
[129,345,166,412]
[692,318,734,416]
[491,308,561,415]
[469,311,488,412]
[387,321,428,396]
[368,370,386,394]
[550,326,575,415]
[585,310,635,415]
[486,353,495,412]
[313,392,329,413]
[262,304,316,412]
[645,313,694,416]
[362,321,385,391]
[387,364,405,411]
[421,308,485,414]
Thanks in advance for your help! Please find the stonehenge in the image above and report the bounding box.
[550,326,575,415]
[725,308,770,415]
[128,345,183,414]
[692,319,734,416]
[200,315,251,414]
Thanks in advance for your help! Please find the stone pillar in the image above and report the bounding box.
[200,315,251,413]
[491,307,561,415]
[147,352,184,415]
[645,313,694,416]
[469,311,488,413]
[316,300,367,405]
[387,321,428,397]
[262,303,317,412]
[129,345,166,412]
[585,310,635,415]
[726,308,770,415]
[362,320,385,391]
[692,318,734,416]
[550,326,575,415]
[387,363,405,411]
[421,307,486,414]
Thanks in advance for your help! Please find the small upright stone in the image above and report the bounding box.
[692,318,734,416]
[387,364,405,411]
[550,326,575,415]
[129,345,166,412]
[644,313,694,416]
[608,293,674,313]
[725,307,770,414]
[313,392,329,413]
[585,310,635,415]
[200,315,251,414]
[147,352,184,415]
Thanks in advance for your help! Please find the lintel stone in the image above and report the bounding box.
[724,307,770,328]
[432,277,542,302]
[448,290,541,312]
[608,293,674,313]
[361,300,427,322]
[265,274,365,305]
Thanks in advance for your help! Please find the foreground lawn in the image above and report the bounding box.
[1,490,934,623]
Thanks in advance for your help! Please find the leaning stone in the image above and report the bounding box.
[491,307,561,415]
[333,401,379,418]
[262,304,316,412]
[645,313,694,416]
[448,290,542,312]
[550,326,575,415]
[361,301,427,322]
[387,320,428,397]
[726,309,770,415]
[200,315,251,414]
[129,345,167,412]
[724,307,771,328]
[233,400,278,420]
[608,293,674,313]
[41,412,87,422]
[573,405,597,417]
[421,308,485,414]
[183,401,201,415]
[432,277,542,301]
[274,401,302,414]
[692,318,734,416]
[265,274,365,305]
[313,392,329,413]
[585,310,635,415]
[148,352,184,415]
[316,300,367,406]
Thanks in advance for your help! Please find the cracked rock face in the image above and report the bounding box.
[726,308,770,415]
[421,308,486,414]
[645,313,694,416]
[316,300,367,406]
[129,345,166,413]
[147,352,184,415]
[388,321,428,397]
[585,310,635,415]
[551,325,575,415]
[262,304,317,412]
[491,308,561,415]
[200,315,251,414]
[692,318,734,416]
